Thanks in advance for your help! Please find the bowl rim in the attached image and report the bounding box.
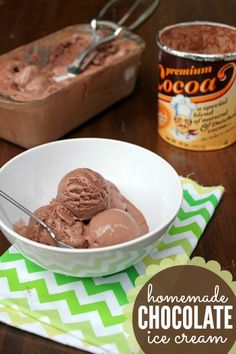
[0,138,183,253]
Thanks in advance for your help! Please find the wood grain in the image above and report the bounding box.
[0,0,235,353]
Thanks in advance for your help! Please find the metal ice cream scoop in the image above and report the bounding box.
[54,19,123,82]
[97,0,160,31]
[0,189,74,249]
[68,19,123,76]
[54,0,160,81]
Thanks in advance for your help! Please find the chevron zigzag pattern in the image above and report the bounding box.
[0,178,224,354]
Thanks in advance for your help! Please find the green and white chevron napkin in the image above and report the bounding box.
[0,178,224,354]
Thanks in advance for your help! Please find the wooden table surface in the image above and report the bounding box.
[0,0,235,353]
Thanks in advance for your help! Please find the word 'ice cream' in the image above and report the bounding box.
[14,168,149,248]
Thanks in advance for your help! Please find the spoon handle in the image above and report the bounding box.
[0,189,73,249]
[0,189,46,227]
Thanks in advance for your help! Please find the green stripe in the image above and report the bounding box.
[157,238,193,255]
[0,298,130,352]
[178,207,211,223]
[81,278,128,306]
[184,190,219,208]
[181,178,224,195]
[169,222,203,239]
[106,265,139,285]
[1,252,139,307]
[143,254,177,268]
[0,251,24,263]
[0,250,45,273]
[0,303,63,337]
[55,274,128,306]
[0,268,124,327]
[125,266,139,285]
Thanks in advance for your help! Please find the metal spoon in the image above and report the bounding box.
[0,189,74,249]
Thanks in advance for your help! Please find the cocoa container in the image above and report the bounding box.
[157,21,236,151]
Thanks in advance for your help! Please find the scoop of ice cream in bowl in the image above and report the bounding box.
[57,168,110,220]
[0,138,182,277]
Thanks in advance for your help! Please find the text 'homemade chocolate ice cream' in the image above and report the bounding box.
[14,168,149,248]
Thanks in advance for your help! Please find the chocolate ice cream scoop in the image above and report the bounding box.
[27,202,87,248]
[124,198,149,235]
[57,168,109,220]
[86,208,140,247]
[106,180,127,210]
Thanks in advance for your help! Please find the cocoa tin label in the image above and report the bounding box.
[157,51,236,151]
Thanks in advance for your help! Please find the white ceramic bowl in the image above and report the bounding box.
[0,138,182,277]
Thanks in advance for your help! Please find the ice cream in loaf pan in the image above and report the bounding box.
[0,24,144,148]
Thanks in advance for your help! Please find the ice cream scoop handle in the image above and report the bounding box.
[97,0,160,30]
[0,189,74,249]
[68,20,123,74]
